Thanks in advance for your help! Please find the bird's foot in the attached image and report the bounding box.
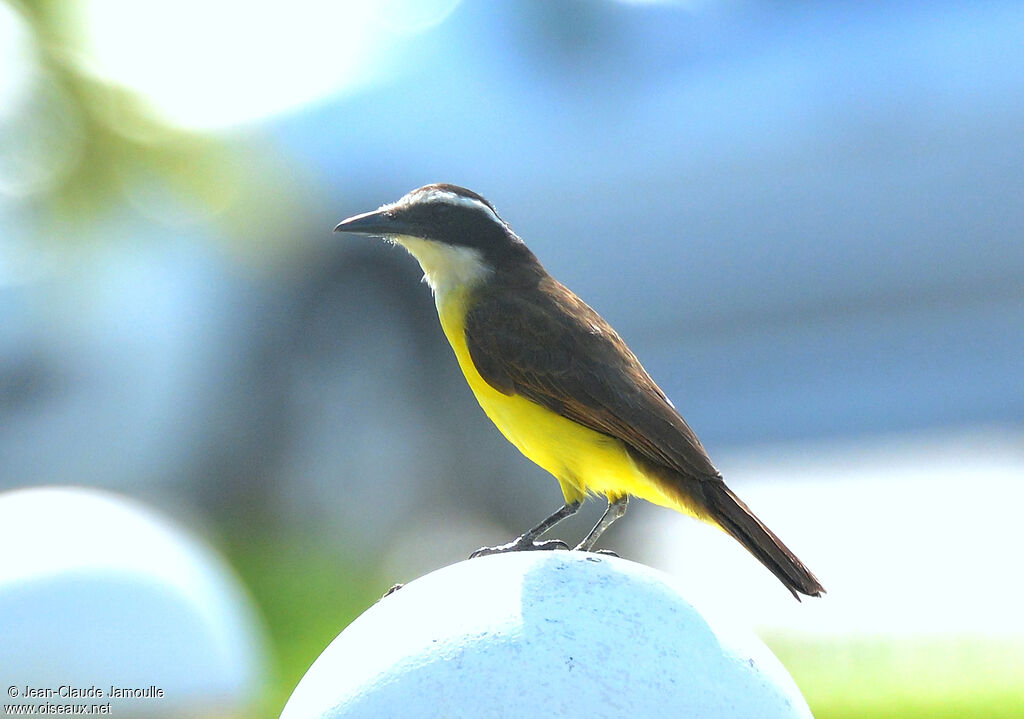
[470,535,569,558]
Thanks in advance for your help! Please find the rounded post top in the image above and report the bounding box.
[282,551,812,719]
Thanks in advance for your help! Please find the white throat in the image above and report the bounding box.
[394,236,492,303]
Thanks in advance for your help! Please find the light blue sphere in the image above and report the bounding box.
[282,551,812,719]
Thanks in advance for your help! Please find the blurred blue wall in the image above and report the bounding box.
[1,0,1021,542]
[278,0,1024,445]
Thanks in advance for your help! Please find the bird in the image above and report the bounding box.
[334,183,824,599]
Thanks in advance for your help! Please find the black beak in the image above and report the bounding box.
[334,208,417,237]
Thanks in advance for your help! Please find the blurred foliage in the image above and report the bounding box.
[771,634,1024,719]
[219,526,388,717]
[8,0,312,256]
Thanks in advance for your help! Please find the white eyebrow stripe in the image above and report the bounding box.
[398,188,504,225]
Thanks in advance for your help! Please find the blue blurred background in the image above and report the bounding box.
[2,1,1023,716]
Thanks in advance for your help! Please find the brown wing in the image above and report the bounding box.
[465,275,720,480]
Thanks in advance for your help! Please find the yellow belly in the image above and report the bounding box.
[436,290,683,511]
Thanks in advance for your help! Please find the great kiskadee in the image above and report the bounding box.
[335,184,824,599]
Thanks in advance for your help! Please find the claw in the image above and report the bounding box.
[470,535,569,558]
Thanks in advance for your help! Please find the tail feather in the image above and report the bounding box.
[701,480,825,600]
[629,447,825,599]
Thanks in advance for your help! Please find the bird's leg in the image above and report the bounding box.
[575,495,630,552]
[470,501,581,558]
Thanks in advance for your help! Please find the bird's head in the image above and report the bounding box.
[334,184,532,294]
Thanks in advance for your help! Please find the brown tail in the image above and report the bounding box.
[701,480,825,600]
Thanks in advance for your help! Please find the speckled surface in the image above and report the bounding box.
[281,551,812,719]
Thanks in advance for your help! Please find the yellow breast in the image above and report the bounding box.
[435,287,681,510]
